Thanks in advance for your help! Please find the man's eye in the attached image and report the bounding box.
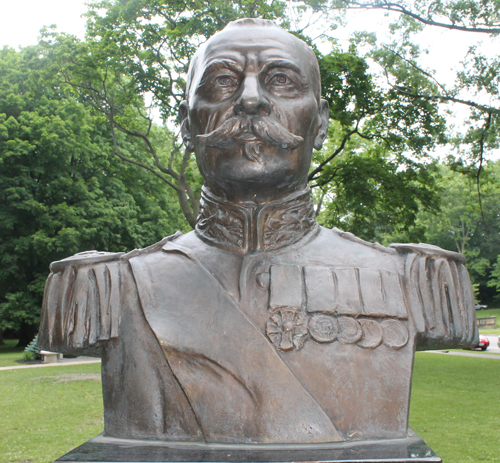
[216,76,238,87]
[268,74,291,86]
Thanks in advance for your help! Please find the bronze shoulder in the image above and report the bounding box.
[389,242,466,264]
[393,243,477,349]
[330,227,398,255]
[39,250,124,355]
[121,232,183,260]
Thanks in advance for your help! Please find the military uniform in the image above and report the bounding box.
[38,188,477,444]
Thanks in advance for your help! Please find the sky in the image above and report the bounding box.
[1,0,498,160]
[0,0,88,48]
[0,0,492,86]
[0,0,491,76]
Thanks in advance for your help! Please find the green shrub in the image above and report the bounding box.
[23,334,41,361]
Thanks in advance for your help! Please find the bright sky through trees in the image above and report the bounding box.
[0,0,497,160]
[0,0,87,48]
[0,0,492,78]
[0,1,493,101]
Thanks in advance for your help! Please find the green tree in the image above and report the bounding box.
[327,1,500,34]
[395,162,500,303]
[313,0,500,171]
[313,122,440,241]
[0,45,187,344]
[307,40,445,234]
[35,0,445,234]
[488,256,500,304]
[33,0,290,227]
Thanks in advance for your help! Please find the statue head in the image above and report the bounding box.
[179,18,329,203]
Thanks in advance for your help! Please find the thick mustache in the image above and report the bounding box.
[196,117,304,151]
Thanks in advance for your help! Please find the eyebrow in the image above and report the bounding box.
[197,59,243,89]
[260,59,308,88]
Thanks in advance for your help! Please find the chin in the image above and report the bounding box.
[201,152,306,203]
[201,145,307,179]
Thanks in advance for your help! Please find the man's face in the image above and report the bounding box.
[181,24,328,202]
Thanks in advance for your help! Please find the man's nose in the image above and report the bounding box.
[234,75,271,116]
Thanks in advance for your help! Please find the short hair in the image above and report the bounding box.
[224,18,282,30]
[185,19,321,103]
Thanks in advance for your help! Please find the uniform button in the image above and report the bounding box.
[256,272,270,290]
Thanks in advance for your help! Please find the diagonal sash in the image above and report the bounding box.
[129,244,342,444]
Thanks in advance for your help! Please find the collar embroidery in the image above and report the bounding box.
[195,187,318,253]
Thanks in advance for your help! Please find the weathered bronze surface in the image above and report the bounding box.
[55,429,441,462]
[39,17,477,457]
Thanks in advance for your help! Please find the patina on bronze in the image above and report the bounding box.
[39,18,477,463]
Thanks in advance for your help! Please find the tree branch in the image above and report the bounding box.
[476,111,492,224]
[111,120,180,180]
[109,123,180,192]
[308,129,358,181]
[339,1,500,34]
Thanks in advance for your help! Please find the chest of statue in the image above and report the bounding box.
[129,235,415,443]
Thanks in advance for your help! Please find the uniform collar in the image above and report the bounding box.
[195,187,318,253]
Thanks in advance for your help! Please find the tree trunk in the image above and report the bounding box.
[177,186,199,229]
[16,322,38,348]
[0,329,4,346]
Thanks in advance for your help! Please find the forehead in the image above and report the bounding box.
[202,26,309,64]
[188,26,319,99]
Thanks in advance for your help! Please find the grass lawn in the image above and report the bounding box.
[456,350,500,356]
[0,340,26,368]
[410,352,500,462]
[0,363,103,463]
[1,349,499,463]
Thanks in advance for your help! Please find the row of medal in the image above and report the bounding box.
[266,309,409,351]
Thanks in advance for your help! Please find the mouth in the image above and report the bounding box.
[197,115,304,164]
[239,132,259,141]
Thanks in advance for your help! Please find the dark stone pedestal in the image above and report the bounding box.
[55,429,441,463]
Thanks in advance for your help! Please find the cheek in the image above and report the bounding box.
[189,99,233,135]
[274,98,319,136]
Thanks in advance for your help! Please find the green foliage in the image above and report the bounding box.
[384,161,500,303]
[23,334,41,361]
[0,45,188,339]
[487,255,500,303]
[301,36,445,240]
[321,0,500,171]
[426,163,500,301]
[327,0,500,32]
[313,123,440,241]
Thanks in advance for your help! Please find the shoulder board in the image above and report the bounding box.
[331,227,396,255]
[50,250,124,273]
[122,231,183,260]
[389,243,466,264]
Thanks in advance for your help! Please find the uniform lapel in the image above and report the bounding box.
[129,243,341,444]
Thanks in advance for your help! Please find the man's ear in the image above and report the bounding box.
[313,99,329,151]
[179,101,194,152]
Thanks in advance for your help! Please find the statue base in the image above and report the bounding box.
[55,429,441,463]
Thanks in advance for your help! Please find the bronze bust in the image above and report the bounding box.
[39,18,477,452]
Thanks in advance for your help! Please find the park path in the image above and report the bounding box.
[2,349,499,371]
[0,357,101,371]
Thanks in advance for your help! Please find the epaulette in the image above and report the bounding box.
[50,250,124,273]
[331,227,397,255]
[389,243,466,264]
[122,231,183,260]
